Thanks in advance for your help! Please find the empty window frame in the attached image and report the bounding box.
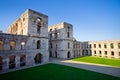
[10,41,16,50]
[110,43,114,49]
[37,40,41,49]
[0,40,3,50]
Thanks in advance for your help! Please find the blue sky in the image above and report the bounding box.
[0,0,120,41]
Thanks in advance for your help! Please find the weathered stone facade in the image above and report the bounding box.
[73,40,82,57]
[82,40,120,59]
[0,9,49,73]
[48,22,74,59]
[0,9,120,74]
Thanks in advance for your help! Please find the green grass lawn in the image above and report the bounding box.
[0,63,120,80]
[72,56,120,67]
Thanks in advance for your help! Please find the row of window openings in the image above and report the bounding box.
[89,43,120,49]
[0,40,41,50]
[0,53,42,70]
[50,43,70,49]
[73,44,81,48]
[94,51,120,56]
[49,26,71,32]
[0,55,26,70]
[50,32,70,39]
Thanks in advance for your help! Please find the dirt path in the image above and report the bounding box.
[50,58,120,78]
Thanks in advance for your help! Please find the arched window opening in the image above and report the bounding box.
[85,50,88,55]
[67,51,70,58]
[37,40,41,49]
[49,51,52,57]
[55,51,57,58]
[34,53,42,64]
[20,55,26,66]
[37,23,41,33]
[67,32,70,38]
[50,29,52,32]
[21,41,25,50]
[104,44,107,48]
[110,43,114,49]
[10,41,16,50]
[0,40,3,51]
[67,26,70,31]
[111,51,114,56]
[9,55,15,69]
[94,50,96,56]
[37,17,42,33]
[37,17,42,22]
[0,56,3,70]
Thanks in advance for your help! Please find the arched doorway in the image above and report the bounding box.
[0,56,3,70]
[67,51,70,58]
[85,50,88,55]
[82,50,84,56]
[49,51,52,57]
[34,53,42,64]
[20,55,26,67]
[55,51,57,58]
[9,55,15,69]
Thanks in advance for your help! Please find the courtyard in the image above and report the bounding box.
[0,63,120,80]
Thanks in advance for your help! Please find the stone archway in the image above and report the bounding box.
[85,50,88,55]
[34,53,42,64]
[67,51,70,58]
[20,55,26,67]
[9,55,16,69]
[49,51,52,57]
[55,51,57,58]
[0,56,3,70]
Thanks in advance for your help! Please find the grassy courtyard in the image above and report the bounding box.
[0,63,120,80]
[72,56,120,67]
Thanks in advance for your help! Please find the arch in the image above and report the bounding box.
[20,55,26,66]
[37,40,41,49]
[67,32,70,38]
[68,26,70,31]
[21,41,25,50]
[49,51,52,57]
[0,40,3,50]
[0,56,3,70]
[10,40,16,50]
[55,51,57,58]
[67,51,70,58]
[37,23,41,33]
[85,50,88,55]
[110,43,114,49]
[9,55,16,69]
[37,17,42,33]
[34,53,42,64]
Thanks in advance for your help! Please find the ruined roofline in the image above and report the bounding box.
[81,39,120,43]
[49,22,73,28]
[27,9,48,17]
[7,9,48,32]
